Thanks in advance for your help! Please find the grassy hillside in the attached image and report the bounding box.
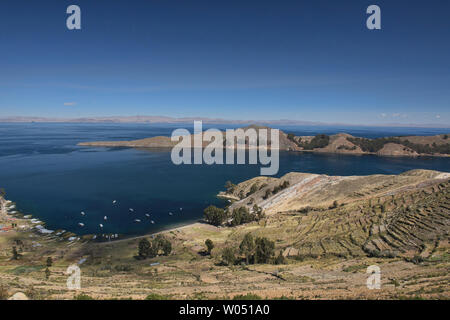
[0,170,448,300]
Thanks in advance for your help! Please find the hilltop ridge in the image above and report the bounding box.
[78,126,450,157]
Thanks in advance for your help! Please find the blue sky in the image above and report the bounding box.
[0,0,449,125]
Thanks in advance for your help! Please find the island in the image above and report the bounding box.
[78,125,450,157]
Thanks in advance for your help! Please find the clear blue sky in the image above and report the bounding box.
[0,0,449,125]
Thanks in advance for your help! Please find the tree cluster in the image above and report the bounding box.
[347,137,450,155]
[230,205,264,226]
[204,204,265,227]
[221,234,276,266]
[287,134,330,150]
[203,205,227,226]
[138,235,172,259]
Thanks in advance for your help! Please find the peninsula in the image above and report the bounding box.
[78,125,450,157]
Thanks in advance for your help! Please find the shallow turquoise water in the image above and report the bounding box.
[0,123,449,236]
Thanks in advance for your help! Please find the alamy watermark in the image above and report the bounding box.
[66,264,81,290]
[65,5,381,31]
[170,121,279,176]
[366,265,381,289]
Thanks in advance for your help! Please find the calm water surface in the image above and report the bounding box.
[0,123,449,236]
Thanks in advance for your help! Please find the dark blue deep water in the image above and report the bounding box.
[0,123,449,236]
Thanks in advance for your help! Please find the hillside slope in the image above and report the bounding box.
[0,169,448,300]
[79,126,450,157]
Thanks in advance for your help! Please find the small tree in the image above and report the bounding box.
[12,246,19,260]
[45,268,51,280]
[222,247,236,266]
[147,242,159,258]
[254,237,275,264]
[203,205,227,226]
[274,251,286,265]
[0,285,8,300]
[252,204,265,220]
[160,238,172,256]
[46,257,53,267]
[239,233,255,265]
[231,206,253,226]
[225,181,235,194]
[205,239,214,255]
[329,200,338,209]
[138,238,151,259]
[247,183,258,196]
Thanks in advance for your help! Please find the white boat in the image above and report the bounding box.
[99,224,103,228]
[145,214,150,217]
[168,212,173,216]
[180,207,183,211]
[112,200,117,204]
[129,208,134,212]
[104,216,108,220]
[134,219,141,223]
[81,211,85,216]
[78,223,84,227]
[150,220,155,224]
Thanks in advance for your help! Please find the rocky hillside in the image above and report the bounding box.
[1,169,449,299]
[288,133,450,156]
[221,169,450,259]
[79,125,299,151]
[79,126,449,157]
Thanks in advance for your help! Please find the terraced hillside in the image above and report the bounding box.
[0,170,448,300]
[223,170,450,260]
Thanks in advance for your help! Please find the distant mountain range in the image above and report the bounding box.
[0,115,448,128]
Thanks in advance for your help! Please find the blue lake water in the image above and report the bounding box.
[0,122,449,236]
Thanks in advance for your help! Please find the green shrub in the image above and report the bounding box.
[232,293,262,300]
[203,205,227,226]
[274,251,286,265]
[239,233,255,265]
[221,247,236,266]
[254,237,275,264]
[205,239,214,255]
[145,293,168,300]
[299,134,330,150]
[74,294,94,300]
[0,285,8,300]
[137,235,172,259]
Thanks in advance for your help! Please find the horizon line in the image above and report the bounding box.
[0,115,449,129]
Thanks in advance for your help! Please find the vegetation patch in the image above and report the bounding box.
[8,265,45,275]
[348,137,450,154]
